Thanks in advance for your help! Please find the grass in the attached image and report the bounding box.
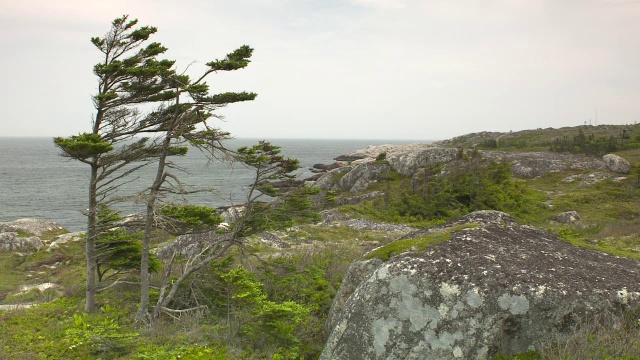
[364,224,477,261]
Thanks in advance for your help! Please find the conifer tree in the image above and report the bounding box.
[54,15,175,312]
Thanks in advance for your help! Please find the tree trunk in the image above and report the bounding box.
[85,164,99,313]
[138,136,172,321]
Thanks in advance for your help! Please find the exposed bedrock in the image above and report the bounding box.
[321,211,640,360]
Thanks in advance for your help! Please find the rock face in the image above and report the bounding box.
[329,145,628,182]
[0,232,44,251]
[321,211,640,360]
[315,162,390,193]
[551,211,581,223]
[0,218,64,236]
[603,154,631,174]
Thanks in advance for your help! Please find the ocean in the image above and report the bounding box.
[0,138,428,231]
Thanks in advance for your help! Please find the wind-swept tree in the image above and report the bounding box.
[54,15,175,312]
[134,46,257,320]
[148,142,308,319]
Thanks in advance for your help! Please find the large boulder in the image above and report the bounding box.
[481,151,607,179]
[321,211,640,360]
[332,144,616,180]
[387,148,459,177]
[602,154,631,174]
[314,163,390,193]
[0,218,64,236]
[0,232,43,251]
[550,211,581,223]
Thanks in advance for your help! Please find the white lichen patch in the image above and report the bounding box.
[453,346,463,358]
[373,317,399,357]
[438,304,450,319]
[440,282,461,299]
[615,287,640,304]
[534,285,546,299]
[498,294,530,315]
[376,265,390,280]
[464,288,483,309]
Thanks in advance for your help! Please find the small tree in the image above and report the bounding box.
[93,206,161,286]
[147,142,314,319]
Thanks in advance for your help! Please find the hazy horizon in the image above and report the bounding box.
[1,1,638,139]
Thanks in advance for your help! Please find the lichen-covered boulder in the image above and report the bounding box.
[321,211,640,360]
[47,232,85,251]
[481,151,607,179]
[0,218,64,236]
[0,232,43,251]
[315,163,390,193]
[336,162,391,193]
[387,148,459,177]
[313,166,353,191]
[602,154,630,174]
[551,211,581,223]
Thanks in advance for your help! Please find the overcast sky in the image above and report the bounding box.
[1,0,638,140]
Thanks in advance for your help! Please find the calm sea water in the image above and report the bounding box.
[0,138,428,231]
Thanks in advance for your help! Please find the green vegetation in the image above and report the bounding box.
[364,224,477,261]
[548,128,634,155]
[346,157,544,226]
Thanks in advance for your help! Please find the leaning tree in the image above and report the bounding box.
[54,16,176,312]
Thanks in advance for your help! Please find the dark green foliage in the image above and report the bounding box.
[548,128,640,156]
[95,206,161,283]
[206,45,254,71]
[480,138,498,148]
[236,141,300,188]
[352,158,539,224]
[239,187,322,235]
[159,204,223,229]
[54,133,113,160]
[193,261,309,358]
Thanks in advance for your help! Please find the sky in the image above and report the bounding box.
[0,0,638,140]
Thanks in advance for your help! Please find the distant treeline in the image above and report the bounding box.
[479,128,640,156]
[548,129,635,156]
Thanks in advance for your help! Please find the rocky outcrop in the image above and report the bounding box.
[551,211,581,223]
[47,232,85,251]
[387,148,460,177]
[603,154,631,174]
[0,218,64,236]
[155,231,230,259]
[561,172,626,186]
[330,143,633,183]
[321,211,640,360]
[0,232,43,251]
[315,162,390,193]
[480,151,615,178]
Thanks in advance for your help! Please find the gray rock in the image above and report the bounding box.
[320,210,350,223]
[336,162,391,193]
[154,231,230,259]
[313,166,353,191]
[335,191,385,206]
[551,211,581,223]
[603,154,631,174]
[387,147,459,176]
[480,151,607,179]
[47,232,85,251]
[260,232,291,249]
[314,163,390,193]
[321,211,640,360]
[345,219,417,233]
[0,232,44,252]
[218,206,245,223]
[0,218,64,236]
